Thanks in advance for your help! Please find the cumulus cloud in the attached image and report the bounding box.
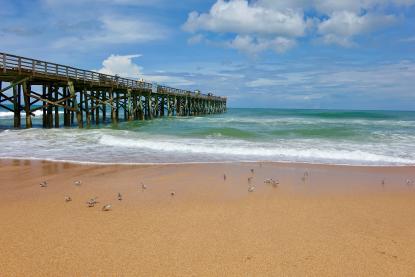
[183,0,307,37]
[96,54,195,86]
[183,0,414,54]
[183,0,306,54]
[318,11,397,46]
[229,35,296,55]
[97,54,143,77]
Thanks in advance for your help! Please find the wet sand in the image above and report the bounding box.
[0,159,415,276]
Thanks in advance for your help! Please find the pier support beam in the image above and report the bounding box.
[54,86,59,128]
[102,91,107,123]
[68,81,82,128]
[23,81,32,128]
[138,95,144,120]
[13,85,20,128]
[95,91,99,125]
[47,85,53,128]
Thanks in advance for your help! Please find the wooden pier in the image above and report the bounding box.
[0,52,227,128]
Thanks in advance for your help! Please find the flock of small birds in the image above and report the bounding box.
[37,179,180,212]
[222,167,414,193]
[264,179,279,188]
[38,171,415,209]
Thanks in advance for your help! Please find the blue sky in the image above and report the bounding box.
[1,0,414,110]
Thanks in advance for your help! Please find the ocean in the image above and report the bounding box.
[0,108,414,165]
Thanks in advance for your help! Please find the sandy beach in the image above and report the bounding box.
[0,159,415,276]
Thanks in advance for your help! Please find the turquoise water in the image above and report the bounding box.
[0,108,414,165]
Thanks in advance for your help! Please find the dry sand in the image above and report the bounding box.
[0,159,415,276]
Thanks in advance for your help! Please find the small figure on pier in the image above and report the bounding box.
[102,204,112,211]
[40,181,48,188]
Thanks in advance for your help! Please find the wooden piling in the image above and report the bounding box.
[42,85,46,127]
[22,81,32,128]
[85,90,91,127]
[79,89,84,126]
[47,85,53,128]
[102,91,106,123]
[138,95,144,120]
[95,91,99,125]
[54,86,59,128]
[13,85,20,128]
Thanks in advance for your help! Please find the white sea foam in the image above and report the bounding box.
[98,134,414,165]
[0,109,414,166]
[0,110,64,118]
[190,116,415,127]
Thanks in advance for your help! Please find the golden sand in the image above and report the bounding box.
[0,160,414,276]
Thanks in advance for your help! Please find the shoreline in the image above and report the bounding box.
[1,159,415,275]
[1,156,415,168]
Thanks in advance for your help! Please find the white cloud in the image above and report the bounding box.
[317,11,397,46]
[229,35,296,55]
[96,54,195,86]
[97,54,143,77]
[183,0,307,37]
[184,0,413,53]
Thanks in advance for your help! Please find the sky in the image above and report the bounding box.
[1,0,414,110]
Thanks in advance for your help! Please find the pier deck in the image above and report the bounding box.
[0,52,227,128]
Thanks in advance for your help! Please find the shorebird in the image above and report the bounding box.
[141,183,147,191]
[64,196,72,202]
[170,191,176,197]
[250,169,254,174]
[271,179,279,188]
[86,197,98,207]
[248,177,253,184]
[74,180,81,186]
[223,174,227,181]
[248,186,255,192]
[406,179,414,186]
[381,179,385,187]
[40,181,48,188]
[301,171,309,183]
[264,179,279,188]
[102,204,112,211]
[117,193,122,201]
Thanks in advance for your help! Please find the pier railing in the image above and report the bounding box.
[0,52,226,101]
